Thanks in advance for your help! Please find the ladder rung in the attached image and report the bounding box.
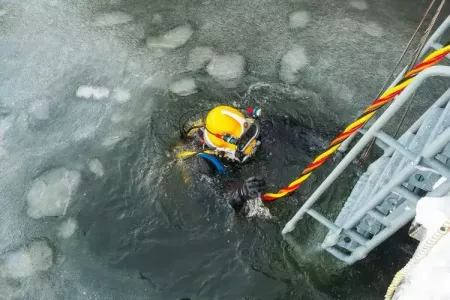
[308,209,369,246]
[372,131,416,160]
[392,185,420,204]
[324,247,351,263]
[367,210,390,226]
[347,229,369,246]
[423,157,450,179]
[306,208,339,232]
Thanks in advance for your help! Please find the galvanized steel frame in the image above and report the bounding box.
[283,16,450,264]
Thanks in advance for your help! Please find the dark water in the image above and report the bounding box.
[75,82,414,300]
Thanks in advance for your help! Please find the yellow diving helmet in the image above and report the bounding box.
[202,105,261,162]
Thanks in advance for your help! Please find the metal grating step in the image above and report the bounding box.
[371,132,415,201]
[333,158,388,228]
[394,107,443,176]
[384,107,444,207]
[407,102,450,191]
[323,108,444,253]
[330,157,390,252]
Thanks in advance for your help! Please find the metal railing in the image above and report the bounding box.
[282,16,450,264]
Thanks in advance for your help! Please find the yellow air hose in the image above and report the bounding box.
[385,219,450,300]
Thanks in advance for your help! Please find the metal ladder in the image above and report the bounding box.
[282,16,450,264]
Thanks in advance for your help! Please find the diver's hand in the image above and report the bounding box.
[239,177,266,201]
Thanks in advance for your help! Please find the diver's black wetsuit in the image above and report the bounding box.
[182,114,326,213]
[187,150,265,212]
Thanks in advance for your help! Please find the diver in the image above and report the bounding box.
[176,105,267,213]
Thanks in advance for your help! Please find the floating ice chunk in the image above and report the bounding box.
[146,24,194,49]
[16,111,28,131]
[376,66,389,77]
[0,9,7,17]
[349,0,369,10]
[151,13,163,24]
[73,125,96,140]
[331,82,354,102]
[93,11,133,27]
[26,168,81,219]
[206,54,245,88]
[0,114,14,134]
[0,240,53,278]
[362,21,384,37]
[110,115,121,123]
[58,218,78,239]
[76,86,110,100]
[112,88,130,103]
[279,47,309,84]
[102,131,130,147]
[28,100,50,121]
[0,280,24,299]
[88,158,104,177]
[187,46,214,71]
[289,11,310,29]
[169,78,197,96]
[110,113,132,124]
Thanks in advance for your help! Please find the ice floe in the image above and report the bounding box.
[26,168,81,219]
[169,78,197,96]
[206,54,245,88]
[146,24,194,49]
[279,47,309,84]
[76,86,110,100]
[0,240,53,278]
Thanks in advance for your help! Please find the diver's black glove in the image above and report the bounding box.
[228,177,266,212]
[238,176,266,201]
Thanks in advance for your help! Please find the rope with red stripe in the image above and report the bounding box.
[262,43,450,201]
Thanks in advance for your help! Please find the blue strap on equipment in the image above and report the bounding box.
[197,153,226,176]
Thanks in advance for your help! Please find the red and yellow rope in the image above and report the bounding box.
[263,44,450,201]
